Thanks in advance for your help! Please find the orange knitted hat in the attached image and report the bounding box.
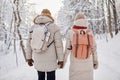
[41,9,54,21]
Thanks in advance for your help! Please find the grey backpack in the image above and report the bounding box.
[30,22,54,53]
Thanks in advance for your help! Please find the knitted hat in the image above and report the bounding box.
[74,12,85,21]
[73,12,88,27]
[41,9,54,21]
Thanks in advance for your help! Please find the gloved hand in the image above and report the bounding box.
[58,61,64,68]
[93,61,98,69]
[67,45,72,50]
[27,59,34,66]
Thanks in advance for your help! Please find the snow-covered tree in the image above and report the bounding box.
[0,0,35,62]
[57,0,120,38]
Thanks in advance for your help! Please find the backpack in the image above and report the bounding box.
[30,22,54,53]
[72,29,93,59]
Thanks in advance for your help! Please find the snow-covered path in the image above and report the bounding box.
[94,34,120,80]
[0,61,69,80]
[0,33,120,80]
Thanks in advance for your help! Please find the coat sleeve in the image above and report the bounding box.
[64,30,71,63]
[91,36,98,69]
[54,25,64,61]
[89,30,98,65]
[92,40,98,62]
[26,29,33,60]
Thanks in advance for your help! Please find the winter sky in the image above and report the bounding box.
[28,0,63,16]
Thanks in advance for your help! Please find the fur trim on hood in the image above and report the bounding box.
[40,9,54,22]
[33,15,54,24]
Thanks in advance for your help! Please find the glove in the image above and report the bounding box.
[93,61,98,69]
[67,45,72,50]
[58,61,64,68]
[27,59,34,66]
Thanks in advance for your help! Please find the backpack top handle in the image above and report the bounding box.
[80,30,86,34]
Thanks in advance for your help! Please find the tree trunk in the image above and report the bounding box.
[108,0,113,38]
[102,0,106,33]
[111,0,119,35]
[13,0,27,61]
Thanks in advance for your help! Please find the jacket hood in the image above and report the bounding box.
[34,15,54,24]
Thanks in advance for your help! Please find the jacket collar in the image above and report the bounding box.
[34,15,54,24]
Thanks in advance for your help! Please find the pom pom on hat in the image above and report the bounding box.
[41,9,51,16]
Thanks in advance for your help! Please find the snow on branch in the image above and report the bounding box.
[86,15,109,21]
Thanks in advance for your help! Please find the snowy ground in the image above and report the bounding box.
[94,33,120,80]
[0,33,120,80]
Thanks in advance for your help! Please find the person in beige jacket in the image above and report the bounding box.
[26,9,64,80]
[64,12,98,80]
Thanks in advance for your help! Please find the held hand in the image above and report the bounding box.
[67,45,72,50]
[27,59,34,66]
[58,61,64,68]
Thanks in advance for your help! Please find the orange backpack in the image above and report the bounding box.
[72,29,93,59]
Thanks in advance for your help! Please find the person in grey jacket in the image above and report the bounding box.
[26,9,64,80]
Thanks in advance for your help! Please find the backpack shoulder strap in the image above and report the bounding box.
[44,21,53,29]
[39,22,52,35]
[29,25,35,40]
[29,25,35,33]
[74,30,79,57]
[87,34,90,47]
[47,40,54,48]
[45,22,54,48]
[45,21,53,26]
[86,34,90,58]
[86,29,92,47]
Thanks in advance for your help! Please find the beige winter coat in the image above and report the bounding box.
[26,15,63,72]
[64,18,98,80]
